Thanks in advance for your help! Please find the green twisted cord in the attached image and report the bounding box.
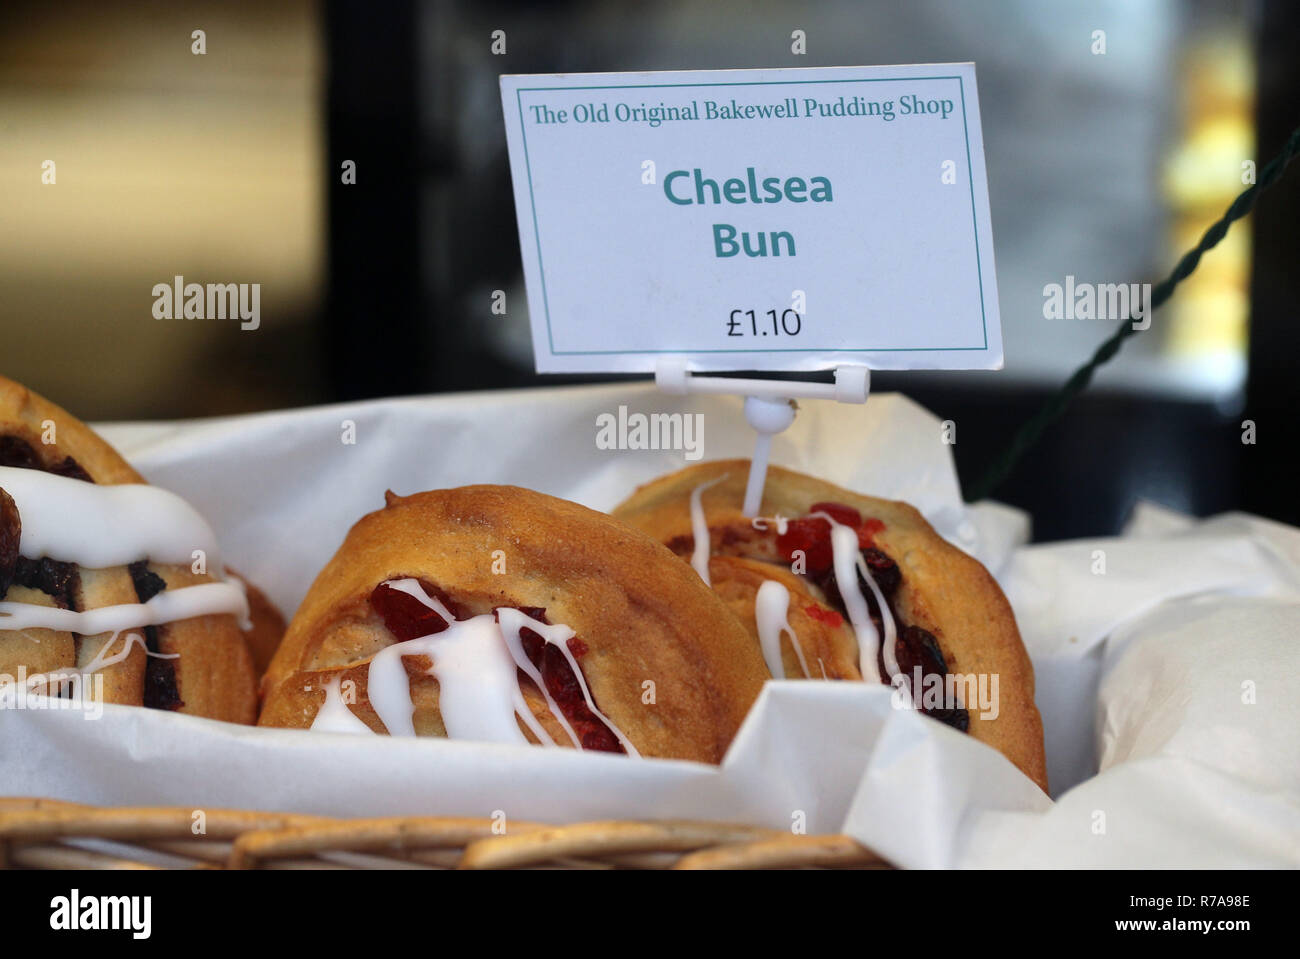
[965,121,1300,503]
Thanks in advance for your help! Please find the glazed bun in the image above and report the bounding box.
[0,375,282,723]
[613,460,1047,791]
[259,485,771,764]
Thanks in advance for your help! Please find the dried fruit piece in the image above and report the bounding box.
[858,517,885,547]
[369,580,456,642]
[886,624,969,731]
[0,487,19,597]
[0,436,41,470]
[12,557,80,609]
[127,560,167,602]
[776,516,835,575]
[50,456,93,482]
[517,624,621,753]
[860,547,901,598]
[803,603,844,628]
[807,501,862,528]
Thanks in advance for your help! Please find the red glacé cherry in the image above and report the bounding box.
[518,625,622,753]
[369,581,455,642]
[776,502,885,574]
[776,517,835,574]
[808,501,862,528]
[803,604,845,628]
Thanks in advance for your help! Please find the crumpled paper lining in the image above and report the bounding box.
[974,508,1300,866]
[1,384,1296,867]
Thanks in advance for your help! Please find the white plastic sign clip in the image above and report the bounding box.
[655,359,870,516]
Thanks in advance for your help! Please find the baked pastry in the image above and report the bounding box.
[0,375,283,723]
[259,486,771,763]
[612,460,1048,791]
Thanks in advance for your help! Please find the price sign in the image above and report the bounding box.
[500,64,1002,373]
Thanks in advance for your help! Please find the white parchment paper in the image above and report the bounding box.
[1,384,1296,867]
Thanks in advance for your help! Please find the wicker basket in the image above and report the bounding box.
[0,797,889,870]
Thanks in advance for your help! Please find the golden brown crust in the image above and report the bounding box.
[613,460,1048,792]
[0,376,144,485]
[259,485,772,764]
[0,587,74,677]
[0,374,272,723]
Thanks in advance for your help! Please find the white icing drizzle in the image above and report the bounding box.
[754,579,812,679]
[750,514,790,535]
[367,609,525,742]
[0,465,249,640]
[688,476,726,586]
[856,550,902,684]
[16,631,178,691]
[15,631,177,700]
[310,675,375,735]
[0,466,226,572]
[809,510,900,686]
[221,572,255,631]
[497,607,639,755]
[354,579,638,755]
[80,630,178,674]
[0,582,250,634]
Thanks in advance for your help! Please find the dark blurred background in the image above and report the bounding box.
[2,0,1296,540]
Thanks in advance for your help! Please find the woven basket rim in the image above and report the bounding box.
[0,796,890,870]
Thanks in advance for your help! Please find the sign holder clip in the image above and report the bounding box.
[654,358,870,517]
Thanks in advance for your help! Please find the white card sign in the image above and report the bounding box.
[500,64,1002,374]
